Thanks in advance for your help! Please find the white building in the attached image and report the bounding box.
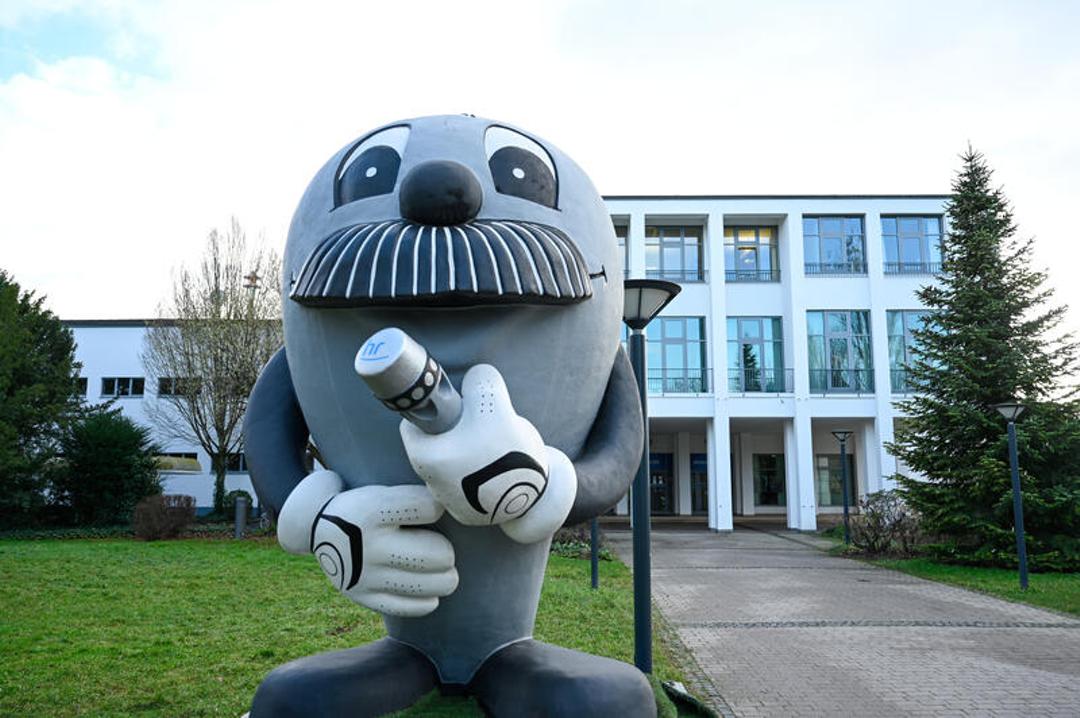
[607,194,945,531]
[66,193,945,526]
[65,320,260,512]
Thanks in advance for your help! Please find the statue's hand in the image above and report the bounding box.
[399,364,576,542]
[277,471,458,617]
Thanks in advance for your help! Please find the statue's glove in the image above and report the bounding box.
[277,471,458,617]
[400,364,576,544]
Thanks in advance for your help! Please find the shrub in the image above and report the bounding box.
[849,490,923,557]
[550,523,614,561]
[223,489,254,519]
[50,406,161,526]
[133,494,196,540]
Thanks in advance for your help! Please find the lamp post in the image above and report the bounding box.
[590,517,600,589]
[622,278,681,674]
[831,430,854,545]
[994,402,1029,590]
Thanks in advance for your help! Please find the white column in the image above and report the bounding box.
[860,420,881,497]
[792,412,817,530]
[781,207,810,397]
[707,415,733,531]
[676,431,692,516]
[865,208,896,492]
[729,434,742,515]
[739,431,755,516]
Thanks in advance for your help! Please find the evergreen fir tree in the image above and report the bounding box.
[893,147,1080,570]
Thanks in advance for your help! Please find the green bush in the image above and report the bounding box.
[50,407,161,526]
[550,523,614,561]
[223,489,254,519]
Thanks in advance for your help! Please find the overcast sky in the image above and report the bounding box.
[2,0,1078,330]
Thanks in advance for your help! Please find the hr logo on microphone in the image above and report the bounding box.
[359,341,388,361]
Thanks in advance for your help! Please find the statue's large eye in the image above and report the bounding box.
[485,126,557,208]
[336,126,410,206]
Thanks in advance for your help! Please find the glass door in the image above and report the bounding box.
[649,453,675,515]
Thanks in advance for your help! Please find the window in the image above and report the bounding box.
[724,226,779,281]
[76,377,87,396]
[227,452,249,473]
[158,377,199,396]
[754,454,786,506]
[612,220,629,277]
[815,453,856,507]
[101,377,145,397]
[156,452,200,473]
[882,216,942,274]
[646,316,708,393]
[803,216,866,275]
[887,310,927,393]
[645,225,704,282]
[807,311,873,393]
[649,453,675,515]
[726,317,787,392]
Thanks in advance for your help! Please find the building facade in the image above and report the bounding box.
[65,320,260,511]
[607,194,946,531]
[66,194,945,526]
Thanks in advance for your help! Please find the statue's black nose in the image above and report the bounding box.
[399,160,482,226]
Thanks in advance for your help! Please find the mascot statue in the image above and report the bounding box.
[243,114,654,717]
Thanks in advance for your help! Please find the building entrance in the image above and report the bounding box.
[649,452,676,515]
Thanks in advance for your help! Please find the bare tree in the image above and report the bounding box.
[143,218,282,515]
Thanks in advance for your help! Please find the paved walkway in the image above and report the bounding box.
[607,527,1080,718]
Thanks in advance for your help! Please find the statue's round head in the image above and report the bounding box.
[282,115,623,477]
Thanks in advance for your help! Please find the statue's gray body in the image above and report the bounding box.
[244,115,653,716]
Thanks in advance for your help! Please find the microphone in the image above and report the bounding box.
[354,328,463,435]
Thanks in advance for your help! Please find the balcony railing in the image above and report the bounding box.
[644,269,708,283]
[727,368,794,394]
[805,261,868,276]
[809,368,875,394]
[647,368,712,395]
[725,268,781,283]
[884,261,942,275]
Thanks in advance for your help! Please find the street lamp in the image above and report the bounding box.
[994,401,1029,590]
[831,430,854,545]
[622,278,681,674]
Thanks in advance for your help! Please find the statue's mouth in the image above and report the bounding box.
[289,219,595,308]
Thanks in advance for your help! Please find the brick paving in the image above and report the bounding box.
[607,527,1080,718]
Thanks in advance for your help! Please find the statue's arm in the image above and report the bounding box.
[243,347,310,518]
[564,346,643,526]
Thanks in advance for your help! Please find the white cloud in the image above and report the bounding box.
[0,0,1078,337]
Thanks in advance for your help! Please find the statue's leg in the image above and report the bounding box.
[468,640,655,718]
[250,637,439,718]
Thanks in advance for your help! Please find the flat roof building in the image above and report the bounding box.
[66,193,945,525]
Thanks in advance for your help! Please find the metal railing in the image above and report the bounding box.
[804,261,868,276]
[647,368,712,395]
[727,368,794,393]
[644,269,708,283]
[725,268,781,282]
[884,261,942,275]
[808,368,875,394]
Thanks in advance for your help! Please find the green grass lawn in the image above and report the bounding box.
[873,557,1080,616]
[0,538,687,717]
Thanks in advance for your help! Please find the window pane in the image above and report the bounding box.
[117,378,130,396]
[132,378,145,396]
[645,226,660,238]
[806,311,824,336]
[759,227,773,244]
[737,247,757,270]
[769,318,783,340]
[645,244,660,271]
[803,236,820,263]
[726,318,737,337]
[889,336,907,368]
[808,336,826,371]
[821,218,843,236]
[828,312,848,334]
[740,319,761,340]
[899,217,920,235]
[727,340,740,370]
[844,217,863,236]
[887,310,903,337]
[687,318,703,341]
[665,344,684,370]
[925,216,941,235]
[881,217,897,234]
[724,227,734,240]
[901,237,921,263]
[850,311,869,335]
[647,342,662,368]
[665,319,684,339]
[803,218,818,236]
[822,237,844,263]
[662,245,682,272]
[884,236,899,263]
[102,378,115,395]
[724,244,736,269]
